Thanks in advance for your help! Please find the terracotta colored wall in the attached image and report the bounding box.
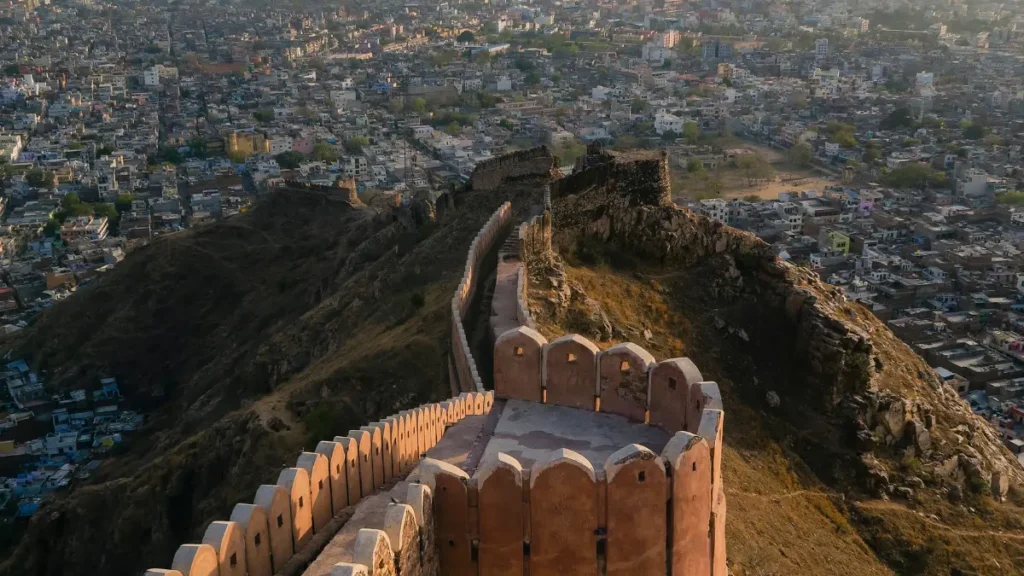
[145,392,491,576]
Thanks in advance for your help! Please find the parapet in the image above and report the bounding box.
[468,146,556,193]
[451,202,514,393]
[142,390,496,576]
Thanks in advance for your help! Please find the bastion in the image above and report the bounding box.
[143,151,727,576]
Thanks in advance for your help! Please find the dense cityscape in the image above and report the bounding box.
[2,0,1024,569]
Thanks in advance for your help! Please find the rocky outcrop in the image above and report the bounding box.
[546,148,1024,495]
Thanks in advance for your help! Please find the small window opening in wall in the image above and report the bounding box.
[230,553,237,568]
[448,540,455,547]
[318,479,324,490]
[299,496,304,508]
[637,471,646,483]
[364,455,369,462]
[376,447,380,455]
[668,377,677,390]
[692,462,697,472]
[567,353,578,363]
[619,361,632,374]
[514,346,524,357]
[277,514,284,528]
[336,465,341,474]
[254,533,262,547]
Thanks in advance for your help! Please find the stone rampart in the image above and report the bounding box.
[411,434,724,576]
[451,203,514,393]
[144,391,495,576]
[490,328,726,575]
[468,147,556,193]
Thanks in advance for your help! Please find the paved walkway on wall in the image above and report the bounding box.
[489,234,522,343]
[479,399,671,469]
[299,415,490,576]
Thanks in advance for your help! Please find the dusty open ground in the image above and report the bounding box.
[675,141,840,201]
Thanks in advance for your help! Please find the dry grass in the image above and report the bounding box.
[529,258,1024,576]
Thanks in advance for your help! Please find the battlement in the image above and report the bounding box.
[451,203,513,393]
[468,147,557,193]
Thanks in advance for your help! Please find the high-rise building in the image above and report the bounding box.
[815,38,829,59]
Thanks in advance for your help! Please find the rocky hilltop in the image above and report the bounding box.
[3,147,1022,576]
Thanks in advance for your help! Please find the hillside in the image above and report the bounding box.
[2,146,1022,576]
[522,147,1024,575]
[0,174,551,576]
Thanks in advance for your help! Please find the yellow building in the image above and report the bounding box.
[827,231,851,255]
[224,131,270,157]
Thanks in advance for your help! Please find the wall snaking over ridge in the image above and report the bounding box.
[143,391,496,576]
[450,203,513,393]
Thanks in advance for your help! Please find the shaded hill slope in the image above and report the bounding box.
[0,167,555,576]
[520,147,1024,575]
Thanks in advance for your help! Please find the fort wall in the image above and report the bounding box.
[143,391,495,576]
[468,147,556,193]
[451,203,514,393]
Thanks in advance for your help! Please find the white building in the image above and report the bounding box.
[815,38,829,59]
[699,198,728,223]
[957,168,989,198]
[654,111,684,135]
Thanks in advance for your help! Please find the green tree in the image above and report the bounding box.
[160,146,184,164]
[882,163,947,189]
[686,158,705,174]
[313,143,339,162]
[3,64,19,76]
[963,122,986,140]
[410,97,427,114]
[189,138,207,159]
[114,194,135,213]
[253,110,274,123]
[683,122,700,145]
[343,136,369,154]
[881,107,915,130]
[26,169,55,189]
[457,30,475,43]
[525,71,541,86]
[275,151,305,169]
[555,140,586,166]
[478,92,499,108]
[788,142,813,168]
[444,121,461,135]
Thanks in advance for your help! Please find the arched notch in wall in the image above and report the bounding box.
[315,441,348,515]
[661,432,712,576]
[648,358,703,433]
[253,484,293,571]
[494,326,547,402]
[603,444,668,576]
[333,436,362,507]
[171,543,219,576]
[598,343,656,422]
[277,467,314,551]
[201,520,247,576]
[229,503,272,576]
[476,452,525,576]
[295,451,332,533]
[542,334,600,410]
[529,449,599,576]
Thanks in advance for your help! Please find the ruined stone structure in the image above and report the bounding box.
[145,149,729,576]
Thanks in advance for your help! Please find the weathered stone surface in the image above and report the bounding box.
[330,562,369,576]
[417,459,473,576]
[477,453,525,576]
[315,441,349,514]
[598,343,655,422]
[494,326,547,401]
[662,433,712,576]
[384,503,420,576]
[406,483,437,576]
[361,425,385,492]
[348,429,374,498]
[529,449,598,576]
[334,436,362,506]
[253,484,293,571]
[353,529,396,576]
[992,470,1010,502]
[697,408,725,505]
[277,467,313,551]
[603,444,667,576]
[229,503,272,576]
[543,334,599,410]
[711,490,727,576]
[171,544,219,576]
[296,451,332,532]
[648,358,703,432]
[201,521,247,576]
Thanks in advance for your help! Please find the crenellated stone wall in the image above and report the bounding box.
[490,327,727,576]
[451,203,514,393]
[143,391,496,576]
[467,147,557,193]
